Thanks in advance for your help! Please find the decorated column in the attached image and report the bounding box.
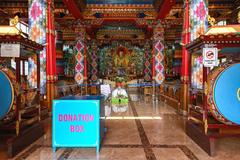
[74,24,86,85]
[189,0,208,41]
[153,22,165,84]
[28,0,47,94]
[143,41,152,82]
[46,0,57,110]
[181,0,208,114]
[90,41,99,83]
[181,0,190,115]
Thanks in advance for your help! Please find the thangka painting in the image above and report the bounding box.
[190,0,208,41]
[28,0,46,94]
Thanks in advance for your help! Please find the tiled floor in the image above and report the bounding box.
[1,94,240,160]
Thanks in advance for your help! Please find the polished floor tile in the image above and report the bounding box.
[1,94,240,160]
[153,148,188,160]
[104,119,142,145]
[68,148,146,160]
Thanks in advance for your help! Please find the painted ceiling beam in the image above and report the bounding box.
[63,0,82,19]
[157,0,176,19]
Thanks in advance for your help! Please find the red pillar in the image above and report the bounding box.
[182,0,190,80]
[46,0,56,110]
[181,0,190,115]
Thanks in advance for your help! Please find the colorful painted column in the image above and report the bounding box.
[181,0,208,114]
[28,0,47,94]
[74,24,86,85]
[189,0,208,41]
[144,41,152,82]
[181,0,191,115]
[90,41,98,83]
[46,0,57,110]
[153,22,165,84]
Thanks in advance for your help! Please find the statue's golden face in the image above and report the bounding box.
[119,51,123,57]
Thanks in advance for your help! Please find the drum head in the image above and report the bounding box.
[213,63,240,125]
[0,70,14,120]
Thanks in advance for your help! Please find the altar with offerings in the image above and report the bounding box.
[97,42,146,82]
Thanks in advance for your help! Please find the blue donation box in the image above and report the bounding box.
[52,95,105,152]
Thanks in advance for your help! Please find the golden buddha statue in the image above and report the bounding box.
[114,48,129,68]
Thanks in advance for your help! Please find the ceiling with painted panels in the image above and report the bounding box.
[0,0,239,42]
[83,1,157,20]
[86,0,155,5]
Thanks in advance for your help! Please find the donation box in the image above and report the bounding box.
[52,95,105,152]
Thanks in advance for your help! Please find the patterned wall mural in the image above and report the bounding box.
[190,0,208,41]
[28,0,46,93]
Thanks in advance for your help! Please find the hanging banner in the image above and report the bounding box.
[153,22,165,84]
[190,0,208,41]
[91,42,98,83]
[144,42,152,82]
[75,40,84,84]
[203,48,218,67]
[28,0,46,94]
[154,41,164,84]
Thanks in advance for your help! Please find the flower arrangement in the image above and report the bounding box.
[115,76,125,83]
[115,76,126,87]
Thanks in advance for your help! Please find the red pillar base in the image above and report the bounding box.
[46,81,55,111]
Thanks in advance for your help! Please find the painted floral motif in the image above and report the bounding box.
[30,24,41,42]
[76,41,84,52]
[156,63,164,72]
[190,0,208,41]
[75,72,84,84]
[75,52,83,61]
[28,57,38,88]
[30,2,43,21]
[195,1,207,21]
[155,41,164,52]
[75,63,83,72]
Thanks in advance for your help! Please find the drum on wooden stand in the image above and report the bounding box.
[0,70,14,120]
[207,63,240,125]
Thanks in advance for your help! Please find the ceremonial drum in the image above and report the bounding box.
[207,63,240,125]
[0,70,14,120]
